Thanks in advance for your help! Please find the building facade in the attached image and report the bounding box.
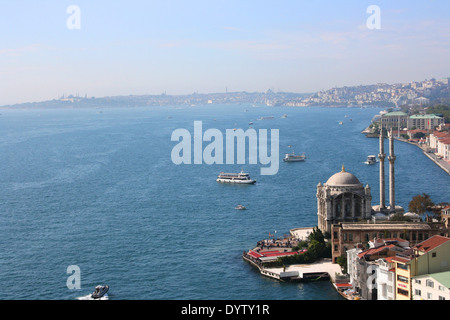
[380,111,408,130]
[408,114,445,130]
[317,166,372,234]
[412,271,450,300]
[392,235,450,300]
[376,257,396,300]
[331,222,445,264]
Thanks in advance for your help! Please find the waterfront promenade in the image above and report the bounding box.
[394,137,450,175]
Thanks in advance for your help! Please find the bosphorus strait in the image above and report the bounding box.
[0,104,448,300]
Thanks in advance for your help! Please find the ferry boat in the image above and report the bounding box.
[365,155,377,165]
[216,170,256,184]
[283,152,306,162]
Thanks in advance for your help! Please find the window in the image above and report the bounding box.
[439,285,445,291]
[427,292,432,300]
[415,279,421,285]
[439,296,446,300]
[426,280,434,288]
[349,233,353,241]
[432,252,437,258]
[397,263,408,271]
[415,289,421,296]
[397,288,409,296]
[397,275,409,283]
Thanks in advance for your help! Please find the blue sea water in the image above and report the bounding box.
[0,104,448,300]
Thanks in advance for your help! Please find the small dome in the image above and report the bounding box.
[326,165,362,186]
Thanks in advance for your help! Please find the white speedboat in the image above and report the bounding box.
[283,152,306,162]
[235,205,246,210]
[216,170,256,184]
[91,285,109,299]
[365,155,377,165]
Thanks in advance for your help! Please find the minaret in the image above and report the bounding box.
[388,128,396,212]
[378,125,386,211]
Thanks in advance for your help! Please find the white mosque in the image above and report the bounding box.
[317,127,404,234]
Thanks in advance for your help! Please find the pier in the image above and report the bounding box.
[243,250,341,283]
[242,228,343,284]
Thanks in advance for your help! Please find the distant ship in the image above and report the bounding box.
[216,170,256,184]
[283,152,306,162]
[258,116,275,120]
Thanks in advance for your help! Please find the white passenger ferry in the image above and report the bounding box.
[216,170,256,184]
[283,152,306,162]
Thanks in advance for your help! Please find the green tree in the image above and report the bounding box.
[308,227,325,243]
[336,256,347,274]
[408,193,434,215]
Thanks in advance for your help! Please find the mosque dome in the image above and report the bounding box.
[326,165,362,187]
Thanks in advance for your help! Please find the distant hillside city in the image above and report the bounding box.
[1,77,449,109]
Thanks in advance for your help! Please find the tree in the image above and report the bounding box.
[336,256,347,274]
[413,132,426,139]
[408,193,434,215]
[308,227,325,243]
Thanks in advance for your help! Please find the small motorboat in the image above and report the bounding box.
[365,155,377,165]
[235,205,246,210]
[91,285,109,299]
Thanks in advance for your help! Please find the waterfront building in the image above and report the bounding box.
[380,111,408,130]
[316,165,372,234]
[412,271,450,300]
[392,235,450,300]
[429,131,450,150]
[437,137,450,162]
[407,114,445,131]
[331,222,443,263]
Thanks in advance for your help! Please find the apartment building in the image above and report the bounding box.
[392,235,450,300]
[412,271,450,300]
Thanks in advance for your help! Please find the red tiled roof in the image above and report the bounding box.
[336,283,353,288]
[357,244,396,259]
[433,131,450,138]
[247,249,306,259]
[439,137,450,145]
[414,235,450,253]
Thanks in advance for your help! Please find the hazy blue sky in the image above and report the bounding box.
[0,0,449,105]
